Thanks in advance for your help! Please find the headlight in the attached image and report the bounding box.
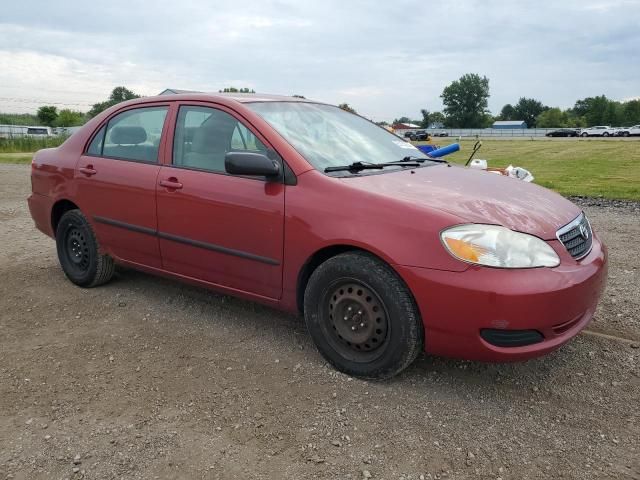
[441,224,560,268]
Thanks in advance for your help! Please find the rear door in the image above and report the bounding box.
[75,104,170,268]
[156,103,285,299]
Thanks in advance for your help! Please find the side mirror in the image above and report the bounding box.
[224,151,281,178]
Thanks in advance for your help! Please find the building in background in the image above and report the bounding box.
[492,120,527,129]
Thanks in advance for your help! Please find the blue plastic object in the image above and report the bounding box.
[416,144,438,154]
[428,143,460,158]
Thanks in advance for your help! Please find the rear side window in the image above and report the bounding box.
[173,106,267,173]
[102,107,168,162]
[87,125,106,156]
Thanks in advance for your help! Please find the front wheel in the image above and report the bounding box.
[303,251,424,379]
[581,132,588,137]
[603,132,610,137]
[56,209,115,287]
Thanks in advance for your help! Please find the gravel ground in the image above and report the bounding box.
[0,164,638,480]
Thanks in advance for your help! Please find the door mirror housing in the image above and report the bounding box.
[225,152,281,178]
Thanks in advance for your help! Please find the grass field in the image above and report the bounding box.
[0,153,33,164]
[415,139,640,200]
[0,135,67,153]
[2,140,639,200]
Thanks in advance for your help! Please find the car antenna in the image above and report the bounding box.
[464,140,482,166]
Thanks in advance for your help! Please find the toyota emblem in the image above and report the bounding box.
[579,223,589,240]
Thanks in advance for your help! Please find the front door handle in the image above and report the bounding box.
[79,165,97,176]
[160,178,183,190]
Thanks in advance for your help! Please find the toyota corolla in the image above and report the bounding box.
[27,93,607,378]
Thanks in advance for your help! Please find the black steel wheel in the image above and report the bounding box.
[304,251,423,379]
[63,226,91,275]
[323,280,389,362]
[56,209,115,287]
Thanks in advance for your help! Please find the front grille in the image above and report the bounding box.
[557,213,593,260]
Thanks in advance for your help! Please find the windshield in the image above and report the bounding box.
[246,102,430,172]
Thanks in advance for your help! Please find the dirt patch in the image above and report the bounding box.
[1,164,638,479]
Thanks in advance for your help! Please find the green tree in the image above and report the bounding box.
[428,112,446,127]
[419,109,430,128]
[498,104,516,120]
[109,86,139,103]
[513,97,548,128]
[572,95,611,126]
[219,87,255,93]
[440,73,490,128]
[536,108,569,128]
[55,109,86,127]
[622,99,640,125]
[0,113,41,125]
[393,116,412,124]
[338,103,357,114]
[88,86,140,118]
[37,106,58,127]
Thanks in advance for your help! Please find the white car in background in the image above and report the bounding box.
[616,125,640,137]
[579,126,616,137]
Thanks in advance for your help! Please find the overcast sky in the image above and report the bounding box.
[1,0,638,121]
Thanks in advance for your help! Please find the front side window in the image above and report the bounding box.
[173,106,267,173]
[102,106,168,162]
[246,102,431,173]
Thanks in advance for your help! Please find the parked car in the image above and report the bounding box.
[28,93,607,379]
[430,130,449,137]
[616,125,640,137]
[579,126,616,137]
[0,125,52,138]
[545,128,579,137]
[404,130,429,141]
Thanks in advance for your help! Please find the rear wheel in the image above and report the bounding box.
[303,251,423,379]
[56,209,114,287]
[581,132,588,137]
[603,132,610,137]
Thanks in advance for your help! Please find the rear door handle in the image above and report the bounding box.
[160,178,183,190]
[79,166,97,176]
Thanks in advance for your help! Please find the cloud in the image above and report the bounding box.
[0,0,639,120]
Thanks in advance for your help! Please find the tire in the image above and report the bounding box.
[623,132,630,137]
[603,132,609,137]
[303,251,424,379]
[56,209,115,287]
[581,132,588,137]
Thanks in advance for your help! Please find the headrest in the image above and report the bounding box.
[110,126,147,145]
[191,115,237,153]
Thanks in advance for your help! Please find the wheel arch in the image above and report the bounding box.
[51,199,80,233]
[295,244,412,316]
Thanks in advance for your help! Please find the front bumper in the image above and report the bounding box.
[395,234,608,362]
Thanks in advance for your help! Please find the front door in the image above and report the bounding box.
[75,104,170,268]
[156,104,285,299]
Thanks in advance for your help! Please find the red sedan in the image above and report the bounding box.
[28,93,607,378]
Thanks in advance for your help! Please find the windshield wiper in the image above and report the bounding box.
[400,155,448,164]
[324,161,421,173]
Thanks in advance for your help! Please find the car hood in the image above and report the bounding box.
[340,164,581,240]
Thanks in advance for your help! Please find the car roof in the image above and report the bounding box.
[156,90,319,104]
[113,92,329,113]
